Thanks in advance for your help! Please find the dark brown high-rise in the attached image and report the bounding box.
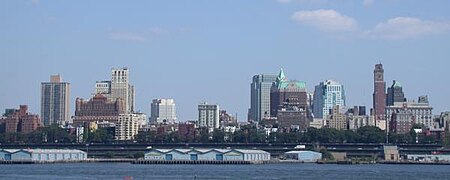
[373,64,386,121]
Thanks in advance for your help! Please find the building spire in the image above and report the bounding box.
[277,68,286,81]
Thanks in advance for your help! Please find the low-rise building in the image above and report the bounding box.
[384,146,399,161]
[310,118,324,129]
[144,148,270,162]
[284,151,322,162]
[1,149,87,161]
[407,154,450,162]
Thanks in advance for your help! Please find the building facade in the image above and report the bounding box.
[313,80,346,119]
[144,148,270,162]
[3,105,41,133]
[276,107,309,130]
[346,106,373,130]
[115,113,144,140]
[198,103,220,130]
[249,73,278,122]
[373,64,386,121]
[386,80,406,106]
[150,99,177,124]
[386,99,433,134]
[326,105,347,130]
[270,69,311,131]
[219,110,237,128]
[284,151,322,162]
[95,68,135,113]
[41,75,70,126]
[73,94,125,126]
[2,149,87,162]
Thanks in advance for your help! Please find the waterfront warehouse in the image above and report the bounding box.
[223,149,271,161]
[145,148,270,162]
[4,149,87,161]
[407,154,450,162]
[284,151,322,162]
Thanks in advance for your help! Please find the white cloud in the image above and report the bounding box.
[292,9,358,32]
[108,32,146,42]
[363,0,374,6]
[364,17,450,40]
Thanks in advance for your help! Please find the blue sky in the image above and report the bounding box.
[1,0,450,121]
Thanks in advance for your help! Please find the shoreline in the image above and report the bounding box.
[2,159,450,165]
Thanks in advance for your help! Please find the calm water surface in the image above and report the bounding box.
[0,163,449,180]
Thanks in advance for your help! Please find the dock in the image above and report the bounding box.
[133,160,259,165]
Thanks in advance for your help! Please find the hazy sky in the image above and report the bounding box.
[1,0,450,121]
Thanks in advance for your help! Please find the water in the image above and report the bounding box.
[0,163,449,180]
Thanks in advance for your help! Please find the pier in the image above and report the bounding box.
[133,160,258,165]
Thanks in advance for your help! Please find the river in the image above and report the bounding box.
[0,163,449,179]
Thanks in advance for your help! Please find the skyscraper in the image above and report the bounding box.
[386,80,406,106]
[41,75,70,126]
[95,68,135,113]
[270,69,311,131]
[198,102,220,130]
[373,64,386,121]
[249,73,277,122]
[313,80,346,118]
[150,99,177,124]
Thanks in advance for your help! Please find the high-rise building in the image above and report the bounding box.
[3,105,41,133]
[249,73,277,122]
[73,94,125,126]
[95,68,135,113]
[150,99,177,124]
[386,80,406,106]
[115,113,144,140]
[41,75,70,126]
[386,98,433,134]
[313,80,346,118]
[270,69,311,131]
[373,64,386,121]
[198,103,220,130]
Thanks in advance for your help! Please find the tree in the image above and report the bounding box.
[87,128,114,143]
[212,130,225,143]
[357,126,385,143]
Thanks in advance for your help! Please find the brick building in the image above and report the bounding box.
[270,69,311,131]
[178,123,196,142]
[73,94,125,126]
[3,105,41,133]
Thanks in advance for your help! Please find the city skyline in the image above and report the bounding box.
[2,1,450,121]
